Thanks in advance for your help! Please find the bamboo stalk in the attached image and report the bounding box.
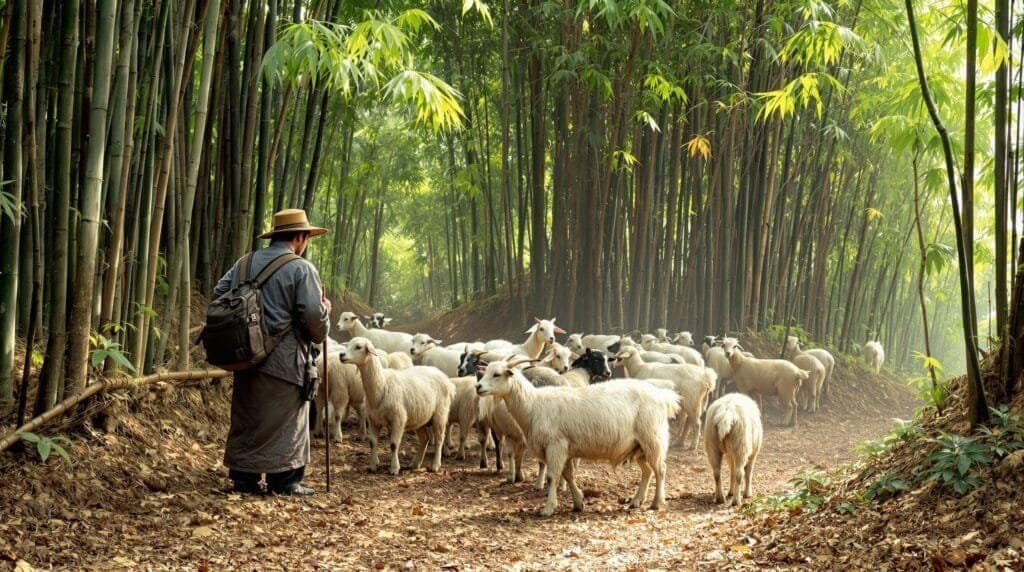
[0,368,231,453]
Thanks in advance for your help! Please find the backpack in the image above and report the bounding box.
[199,252,301,371]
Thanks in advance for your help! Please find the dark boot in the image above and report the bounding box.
[228,469,263,494]
[267,466,314,496]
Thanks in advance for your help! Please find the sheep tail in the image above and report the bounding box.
[715,408,739,440]
[703,368,718,394]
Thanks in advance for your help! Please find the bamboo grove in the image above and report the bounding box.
[1,0,1024,418]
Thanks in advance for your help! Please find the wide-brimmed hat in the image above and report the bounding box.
[259,209,328,239]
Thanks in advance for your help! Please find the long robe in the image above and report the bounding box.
[213,241,330,474]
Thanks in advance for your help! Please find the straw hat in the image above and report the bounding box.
[259,209,328,239]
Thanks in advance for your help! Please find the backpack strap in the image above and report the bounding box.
[234,253,255,287]
[254,252,302,287]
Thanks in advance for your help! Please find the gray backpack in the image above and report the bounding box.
[199,252,300,371]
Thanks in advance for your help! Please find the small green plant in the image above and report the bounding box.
[19,432,72,466]
[979,405,1024,458]
[749,468,832,514]
[89,332,137,374]
[923,433,992,495]
[865,471,910,501]
[855,418,924,461]
[834,501,858,515]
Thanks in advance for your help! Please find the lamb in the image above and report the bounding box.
[640,335,705,366]
[723,340,807,427]
[410,333,463,377]
[475,357,680,516]
[337,337,455,475]
[784,336,837,398]
[704,393,763,507]
[613,347,717,449]
[312,354,365,443]
[864,340,885,375]
[337,311,414,354]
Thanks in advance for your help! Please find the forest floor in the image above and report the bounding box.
[0,350,921,571]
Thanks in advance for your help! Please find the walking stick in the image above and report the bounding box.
[322,339,331,493]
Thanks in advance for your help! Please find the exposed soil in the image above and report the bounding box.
[0,352,919,571]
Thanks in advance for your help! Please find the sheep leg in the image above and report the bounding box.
[561,459,584,512]
[478,425,490,469]
[541,445,568,516]
[508,441,525,484]
[535,462,547,490]
[413,427,430,471]
[493,431,505,473]
[458,424,470,460]
[677,413,689,447]
[388,416,407,475]
[709,447,724,504]
[731,451,746,507]
[650,459,668,511]
[743,452,757,503]
[725,449,738,503]
[629,462,654,510]
[429,420,446,472]
[366,423,381,472]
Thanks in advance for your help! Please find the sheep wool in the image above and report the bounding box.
[704,393,763,507]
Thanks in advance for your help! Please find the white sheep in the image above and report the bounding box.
[864,340,885,374]
[784,336,837,398]
[655,328,671,342]
[410,333,463,377]
[475,357,680,516]
[784,344,826,413]
[566,332,622,354]
[673,331,695,347]
[475,318,565,364]
[704,393,763,507]
[382,351,414,370]
[640,335,705,366]
[337,337,455,474]
[312,354,365,443]
[337,311,414,354]
[723,340,807,427]
[477,394,527,483]
[614,347,717,449]
[445,376,484,460]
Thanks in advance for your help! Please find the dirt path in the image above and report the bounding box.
[1,373,918,571]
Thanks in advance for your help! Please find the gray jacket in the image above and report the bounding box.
[214,241,330,386]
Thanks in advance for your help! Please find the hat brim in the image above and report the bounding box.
[258,226,328,239]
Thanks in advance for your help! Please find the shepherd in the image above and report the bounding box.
[209,209,332,496]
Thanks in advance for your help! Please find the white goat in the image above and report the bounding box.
[337,311,414,354]
[784,345,826,413]
[614,348,717,449]
[704,393,763,507]
[864,340,885,375]
[337,337,455,475]
[476,318,565,363]
[655,328,671,342]
[476,358,680,516]
[723,340,807,427]
[382,351,414,370]
[445,376,483,460]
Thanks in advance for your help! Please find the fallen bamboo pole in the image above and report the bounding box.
[0,367,231,453]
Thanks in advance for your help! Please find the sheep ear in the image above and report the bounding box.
[534,317,542,324]
[383,318,393,326]
[525,324,538,334]
[370,348,386,357]
[430,338,443,345]
[553,325,567,334]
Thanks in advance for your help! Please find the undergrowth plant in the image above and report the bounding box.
[749,468,832,514]
[19,433,73,467]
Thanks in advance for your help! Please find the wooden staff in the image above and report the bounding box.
[322,339,331,493]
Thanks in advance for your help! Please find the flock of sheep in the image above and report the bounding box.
[315,311,887,514]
